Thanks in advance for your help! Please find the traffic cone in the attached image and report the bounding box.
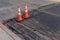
[17,5,23,21]
[24,4,29,18]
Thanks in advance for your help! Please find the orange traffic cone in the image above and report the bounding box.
[17,5,23,21]
[24,4,29,18]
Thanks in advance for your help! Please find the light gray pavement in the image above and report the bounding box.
[0,23,23,40]
[0,28,13,40]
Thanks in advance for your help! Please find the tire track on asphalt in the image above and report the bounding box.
[11,19,52,40]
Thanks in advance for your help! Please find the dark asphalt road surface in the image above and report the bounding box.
[3,3,60,40]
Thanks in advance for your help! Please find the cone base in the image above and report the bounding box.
[24,17,29,19]
[16,20,23,22]
[24,12,29,19]
[17,15,23,21]
[17,20,22,21]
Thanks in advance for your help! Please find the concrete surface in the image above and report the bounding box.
[0,28,13,40]
[0,23,23,40]
[49,0,60,2]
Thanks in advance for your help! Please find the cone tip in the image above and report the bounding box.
[24,4,27,6]
[18,5,20,8]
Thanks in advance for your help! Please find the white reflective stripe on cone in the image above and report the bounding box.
[25,10,28,12]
